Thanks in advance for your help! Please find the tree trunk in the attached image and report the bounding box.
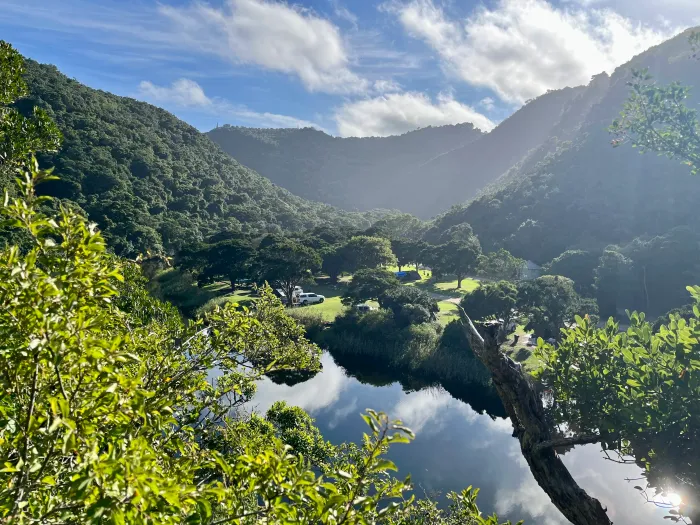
[457,274,463,289]
[458,312,612,525]
[398,264,403,272]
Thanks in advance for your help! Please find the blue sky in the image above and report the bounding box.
[2,0,698,137]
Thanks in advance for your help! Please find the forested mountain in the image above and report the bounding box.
[207,81,600,218]
[17,61,385,256]
[426,28,700,315]
[207,123,484,215]
[209,30,700,224]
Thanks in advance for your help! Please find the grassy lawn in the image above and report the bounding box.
[437,300,460,326]
[196,288,257,315]
[502,324,543,372]
[409,276,480,297]
[385,265,431,280]
[296,281,348,322]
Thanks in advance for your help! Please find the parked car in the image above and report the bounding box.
[298,292,325,305]
[355,304,375,312]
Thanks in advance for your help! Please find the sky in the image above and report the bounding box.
[2,0,699,137]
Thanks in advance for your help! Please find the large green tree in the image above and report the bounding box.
[517,275,598,339]
[391,239,427,272]
[460,281,518,328]
[343,268,400,306]
[254,238,321,306]
[544,250,599,296]
[476,249,524,281]
[179,238,254,290]
[431,239,482,289]
[340,235,397,273]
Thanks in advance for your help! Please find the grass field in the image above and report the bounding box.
[437,300,460,326]
[383,265,480,297]
[502,324,543,371]
[295,282,348,321]
[406,276,479,298]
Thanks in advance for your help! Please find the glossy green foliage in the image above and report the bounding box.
[0,163,436,524]
[264,401,337,468]
[535,297,700,514]
[0,42,61,174]
[611,68,700,175]
[389,486,520,525]
[460,281,518,326]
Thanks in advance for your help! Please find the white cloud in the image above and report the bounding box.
[138,79,212,107]
[137,78,321,129]
[158,0,368,94]
[335,91,495,137]
[250,354,351,414]
[479,97,496,111]
[373,79,403,93]
[565,0,700,26]
[329,0,359,27]
[387,0,677,103]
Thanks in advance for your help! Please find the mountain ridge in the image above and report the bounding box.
[18,60,390,256]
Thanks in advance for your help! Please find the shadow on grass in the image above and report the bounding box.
[151,269,260,317]
[411,277,477,297]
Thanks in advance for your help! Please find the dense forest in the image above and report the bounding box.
[207,123,484,215]
[15,61,391,256]
[423,28,700,316]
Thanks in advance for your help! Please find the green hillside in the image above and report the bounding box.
[207,122,484,216]
[18,61,384,256]
[426,28,700,315]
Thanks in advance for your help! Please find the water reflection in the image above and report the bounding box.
[252,352,684,524]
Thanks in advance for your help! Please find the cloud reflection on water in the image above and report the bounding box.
[249,353,678,525]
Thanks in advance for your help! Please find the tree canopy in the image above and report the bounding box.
[340,235,397,273]
[517,275,598,339]
[460,281,518,327]
[343,268,400,306]
[16,55,388,257]
[253,238,322,305]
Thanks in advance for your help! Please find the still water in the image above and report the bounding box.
[253,352,681,525]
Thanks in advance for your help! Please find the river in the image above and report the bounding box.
[252,352,685,525]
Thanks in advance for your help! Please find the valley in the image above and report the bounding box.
[1,19,700,525]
